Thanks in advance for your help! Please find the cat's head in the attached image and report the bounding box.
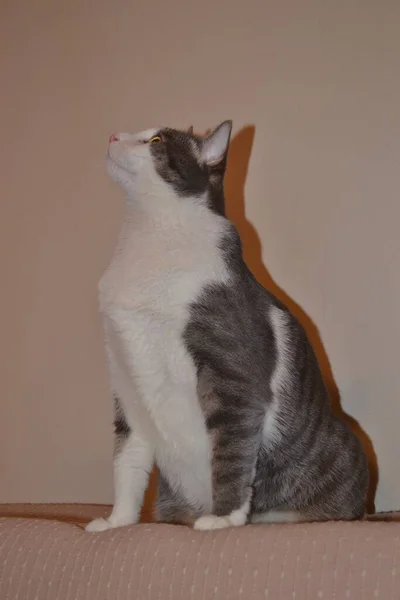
[106,121,232,214]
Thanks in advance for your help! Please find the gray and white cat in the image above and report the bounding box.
[86,121,368,532]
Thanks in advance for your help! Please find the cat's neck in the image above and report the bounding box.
[122,189,225,232]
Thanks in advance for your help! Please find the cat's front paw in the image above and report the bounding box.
[85,518,115,533]
[85,516,135,533]
[194,515,234,531]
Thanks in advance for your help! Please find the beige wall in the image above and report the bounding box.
[1,0,399,512]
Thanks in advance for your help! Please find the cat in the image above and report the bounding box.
[86,121,369,532]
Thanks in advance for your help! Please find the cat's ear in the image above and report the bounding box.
[187,125,194,135]
[201,120,232,166]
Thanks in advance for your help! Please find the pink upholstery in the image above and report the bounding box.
[0,504,399,599]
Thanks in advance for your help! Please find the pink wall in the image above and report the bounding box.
[1,0,399,511]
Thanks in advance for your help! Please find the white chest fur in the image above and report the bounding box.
[99,202,229,511]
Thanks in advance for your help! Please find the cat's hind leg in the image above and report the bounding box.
[250,510,303,524]
[155,471,196,526]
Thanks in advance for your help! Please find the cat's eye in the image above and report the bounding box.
[149,135,162,144]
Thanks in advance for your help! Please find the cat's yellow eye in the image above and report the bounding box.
[149,135,162,144]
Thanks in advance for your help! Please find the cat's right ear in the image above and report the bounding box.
[187,126,194,135]
[201,121,232,167]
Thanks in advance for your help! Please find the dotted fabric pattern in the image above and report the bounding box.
[0,504,399,599]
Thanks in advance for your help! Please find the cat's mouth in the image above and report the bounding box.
[108,142,145,166]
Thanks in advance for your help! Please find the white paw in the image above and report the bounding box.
[85,518,115,533]
[85,512,139,532]
[85,517,136,533]
[193,515,233,531]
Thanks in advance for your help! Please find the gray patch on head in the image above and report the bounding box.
[150,127,227,215]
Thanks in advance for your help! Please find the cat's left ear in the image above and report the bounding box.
[201,120,232,166]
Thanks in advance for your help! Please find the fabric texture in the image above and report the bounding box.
[0,504,399,599]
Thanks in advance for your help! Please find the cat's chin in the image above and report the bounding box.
[106,155,127,177]
[106,156,136,192]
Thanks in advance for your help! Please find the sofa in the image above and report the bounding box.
[0,503,399,599]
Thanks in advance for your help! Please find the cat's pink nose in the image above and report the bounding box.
[109,133,119,143]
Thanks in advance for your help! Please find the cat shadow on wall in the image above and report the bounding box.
[225,125,378,515]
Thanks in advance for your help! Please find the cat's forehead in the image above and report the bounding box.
[160,128,202,161]
[129,125,199,153]
[139,126,163,139]
[134,125,195,139]
[161,126,198,142]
